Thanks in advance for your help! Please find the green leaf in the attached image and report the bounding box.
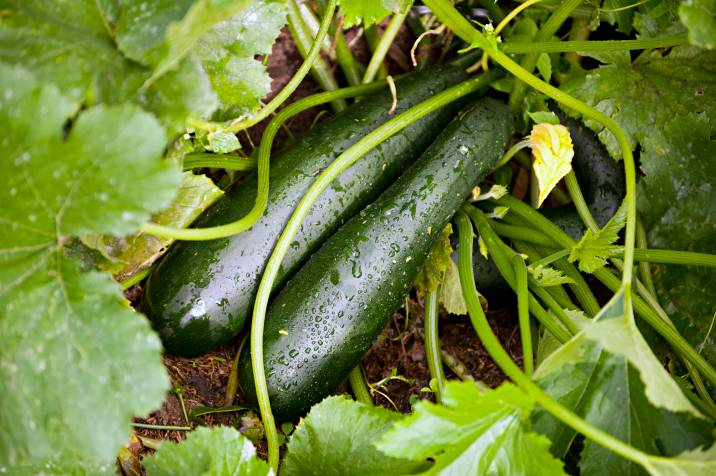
[600,0,634,34]
[0,65,178,469]
[562,47,716,160]
[377,382,567,476]
[119,0,253,79]
[527,111,559,125]
[533,292,713,476]
[528,264,574,287]
[283,396,425,476]
[536,52,552,82]
[207,132,241,153]
[588,291,701,416]
[136,55,218,135]
[340,0,402,28]
[679,0,716,49]
[0,0,220,134]
[644,445,716,475]
[0,0,282,134]
[82,171,224,278]
[195,0,286,118]
[637,114,716,368]
[143,426,271,476]
[416,224,453,293]
[439,258,468,315]
[568,203,625,273]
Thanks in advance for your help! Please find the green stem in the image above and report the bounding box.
[440,348,476,382]
[463,206,572,343]
[564,17,591,66]
[507,0,583,109]
[365,26,389,80]
[118,267,151,290]
[636,216,658,298]
[629,249,716,268]
[425,287,446,401]
[513,255,534,376]
[287,0,347,113]
[564,171,599,232]
[250,70,499,472]
[131,423,192,431]
[533,0,596,20]
[336,33,364,86]
[362,7,412,83]
[497,195,716,387]
[478,0,505,22]
[512,237,600,316]
[490,221,555,247]
[348,366,373,405]
[514,240,577,311]
[188,0,338,134]
[313,0,365,87]
[492,220,716,268]
[182,153,257,171]
[141,80,385,241]
[551,257,601,316]
[501,34,688,54]
[454,210,653,470]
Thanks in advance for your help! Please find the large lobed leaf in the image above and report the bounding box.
[143,426,272,476]
[283,396,426,476]
[563,47,716,367]
[637,114,716,367]
[0,0,286,133]
[0,65,179,470]
[533,291,714,476]
[377,382,567,476]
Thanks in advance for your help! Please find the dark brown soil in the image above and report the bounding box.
[128,17,520,461]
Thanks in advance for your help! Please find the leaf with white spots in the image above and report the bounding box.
[0,64,178,470]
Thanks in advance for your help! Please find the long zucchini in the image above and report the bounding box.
[238,98,514,419]
[142,63,471,357]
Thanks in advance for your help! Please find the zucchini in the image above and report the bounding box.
[143,62,470,357]
[238,98,514,419]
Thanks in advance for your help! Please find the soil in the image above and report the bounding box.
[126,20,521,463]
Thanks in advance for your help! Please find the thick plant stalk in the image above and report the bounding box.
[453,210,666,474]
[348,366,373,404]
[287,0,347,112]
[363,7,412,83]
[425,288,446,401]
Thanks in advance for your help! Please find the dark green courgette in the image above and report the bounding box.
[142,62,471,357]
[238,98,514,419]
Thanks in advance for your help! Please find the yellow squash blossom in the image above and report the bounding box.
[530,123,574,207]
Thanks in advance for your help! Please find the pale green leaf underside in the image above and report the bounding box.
[83,171,224,279]
[378,382,567,476]
[534,292,713,475]
[143,426,271,476]
[0,65,178,469]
